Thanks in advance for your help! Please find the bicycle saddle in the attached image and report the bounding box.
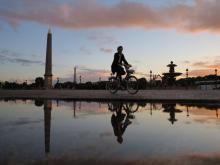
[127,69,135,74]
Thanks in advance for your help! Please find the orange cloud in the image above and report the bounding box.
[188,69,217,77]
[184,55,220,76]
[1,0,220,33]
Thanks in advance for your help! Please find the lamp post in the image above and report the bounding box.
[186,69,189,78]
[215,69,218,88]
[150,70,152,89]
[79,75,82,84]
[215,69,218,76]
[186,69,189,89]
[150,70,152,81]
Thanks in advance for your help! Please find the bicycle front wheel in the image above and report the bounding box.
[127,76,139,94]
[108,77,119,94]
[125,102,139,113]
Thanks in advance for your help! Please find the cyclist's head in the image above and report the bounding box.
[117,46,123,53]
[117,136,123,144]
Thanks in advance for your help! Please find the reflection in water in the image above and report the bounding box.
[162,103,183,124]
[73,101,76,118]
[44,100,52,155]
[34,99,51,155]
[180,103,220,118]
[0,100,220,162]
[186,106,190,117]
[109,102,137,144]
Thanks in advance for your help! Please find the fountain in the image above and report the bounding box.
[162,61,182,86]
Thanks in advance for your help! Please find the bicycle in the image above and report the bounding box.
[106,64,139,94]
[108,102,139,113]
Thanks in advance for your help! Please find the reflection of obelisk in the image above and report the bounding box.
[44,29,53,89]
[44,100,52,155]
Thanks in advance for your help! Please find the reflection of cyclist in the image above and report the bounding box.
[111,103,132,144]
[111,46,131,83]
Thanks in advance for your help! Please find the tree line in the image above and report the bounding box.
[0,74,220,90]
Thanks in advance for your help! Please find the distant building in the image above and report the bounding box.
[195,80,220,90]
[74,67,77,84]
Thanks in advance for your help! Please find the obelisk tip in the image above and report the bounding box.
[48,27,51,34]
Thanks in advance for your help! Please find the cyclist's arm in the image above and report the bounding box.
[122,55,129,65]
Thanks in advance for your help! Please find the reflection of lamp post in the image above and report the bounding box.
[186,106,189,117]
[56,100,59,107]
[150,103,152,115]
[216,109,218,118]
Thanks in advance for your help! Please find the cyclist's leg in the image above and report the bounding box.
[116,72,122,83]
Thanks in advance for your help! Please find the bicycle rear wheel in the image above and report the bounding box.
[127,76,139,94]
[108,77,119,94]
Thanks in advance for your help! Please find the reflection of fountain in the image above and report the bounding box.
[163,103,182,124]
[162,61,182,86]
[44,100,52,155]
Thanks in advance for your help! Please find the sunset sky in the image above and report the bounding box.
[1,0,220,82]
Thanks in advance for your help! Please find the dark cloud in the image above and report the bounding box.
[0,49,44,66]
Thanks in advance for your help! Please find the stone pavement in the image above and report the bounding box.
[0,90,220,101]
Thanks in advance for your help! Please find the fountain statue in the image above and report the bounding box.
[162,61,182,86]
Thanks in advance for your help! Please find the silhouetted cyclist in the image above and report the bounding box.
[111,46,131,84]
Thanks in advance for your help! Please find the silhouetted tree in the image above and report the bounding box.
[138,78,147,89]
[35,77,44,88]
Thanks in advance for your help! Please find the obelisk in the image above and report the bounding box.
[44,28,53,89]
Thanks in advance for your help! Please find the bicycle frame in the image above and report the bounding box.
[114,65,134,82]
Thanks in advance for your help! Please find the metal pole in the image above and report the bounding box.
[150,70,152,89]
[186,69,189,89]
